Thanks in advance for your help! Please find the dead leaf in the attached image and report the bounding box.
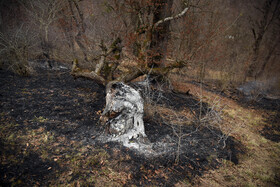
[155,170,161,175]
[128,173,132,179]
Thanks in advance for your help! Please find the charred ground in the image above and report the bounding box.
[0,66,278,186]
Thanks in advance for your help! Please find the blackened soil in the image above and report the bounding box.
[0,69,243,186]
[261,112,280,142]
[0,138,59,186]
[0,69,105,136]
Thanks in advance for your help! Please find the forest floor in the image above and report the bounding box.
[0,66,279,186]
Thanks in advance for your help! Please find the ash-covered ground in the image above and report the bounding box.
[0,64,244,186]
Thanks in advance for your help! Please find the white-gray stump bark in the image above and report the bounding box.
[102,82,148,148]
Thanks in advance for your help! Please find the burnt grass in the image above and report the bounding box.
[0,67,244,186]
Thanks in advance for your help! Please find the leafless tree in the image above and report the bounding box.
[71,0,191,85]
[22,0,64,59]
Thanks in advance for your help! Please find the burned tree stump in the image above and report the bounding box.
[101,81,148,147]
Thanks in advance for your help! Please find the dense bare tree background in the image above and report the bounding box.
[0,0,279,92]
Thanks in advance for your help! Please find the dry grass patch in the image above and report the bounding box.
[161,78,280,186]
[144,103,195,126]
[175,86,280,186]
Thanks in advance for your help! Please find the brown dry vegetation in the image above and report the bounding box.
[171,80,280,187]
[0,0,280,186]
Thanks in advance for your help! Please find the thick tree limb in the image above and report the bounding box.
[116,61,183,83]
[71,59,106,85]
[71,38,122,84]
[117,68,145,83]
[71,60,183,86]
[153,7,189,29]
[95,55,106,75]
[71,70,106,86]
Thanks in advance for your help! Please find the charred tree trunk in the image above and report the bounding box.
[149,0,173,67]
[246,0,280,79]
[255,39,279,78]
[68,0,89,62]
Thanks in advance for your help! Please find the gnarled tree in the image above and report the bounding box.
[69,0,191,144]
[71,0,190,85]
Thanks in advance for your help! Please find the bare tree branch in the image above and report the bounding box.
[153,7,189,29]
[95,38,122,75]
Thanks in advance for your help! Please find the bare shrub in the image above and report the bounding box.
[198,95,232,149]
[139,68,175,124]
[152,82,234,164]
[141,76,165,123]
